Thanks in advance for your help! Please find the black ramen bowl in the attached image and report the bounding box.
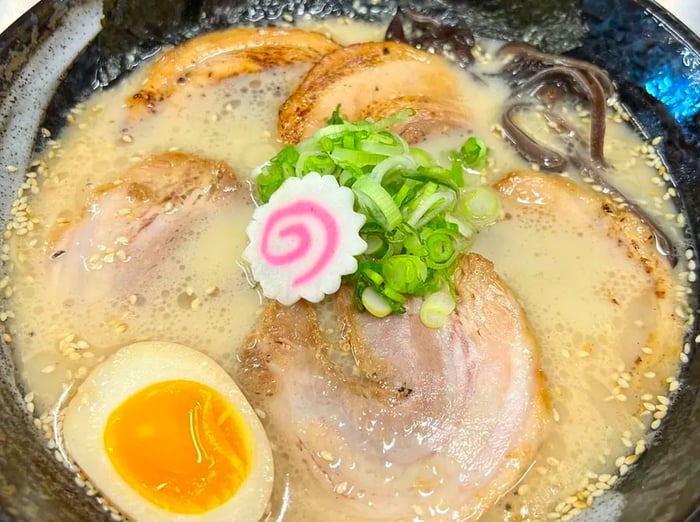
[0,0,699,520]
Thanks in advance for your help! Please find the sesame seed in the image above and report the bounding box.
[621,438,632,448]
[319,450,334,462]
[546,457,560,467]
[669,380,680,392]
[517,484,530,496]
[624,454,638,465]
[41,365,56,374]
[616,394,627,402]
[121,134,133,143]
[114,322,128,334]
[117,208,131,216]
[680,353,689,364]
[651,419,662,430]
[53,451,67,467]
[643,372,656,379]
[641,347,653,355]
[619,464,629,476]
[653,411,667,420]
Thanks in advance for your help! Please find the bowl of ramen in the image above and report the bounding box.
[0,0,699,520]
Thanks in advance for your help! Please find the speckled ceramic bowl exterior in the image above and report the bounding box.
[0,1,698,521]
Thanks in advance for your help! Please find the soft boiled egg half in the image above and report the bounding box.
[62,341,274,521]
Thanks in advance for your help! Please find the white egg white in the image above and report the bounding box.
[62,341,274,522]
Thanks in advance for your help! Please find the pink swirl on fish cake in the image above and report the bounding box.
[260,200,339,287]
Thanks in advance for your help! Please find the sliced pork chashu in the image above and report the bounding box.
[278,41,470,144]
[47,152,247,301]
[491,171,684,401]
[127,28,340,114]
[237,253,550,521]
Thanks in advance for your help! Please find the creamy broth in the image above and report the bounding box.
[1,18,691,522]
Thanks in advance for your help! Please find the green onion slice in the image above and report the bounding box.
[460,186,503,225]
[362,287,392,318]
[353,176,402,231]
[420,291,456,328]
[382,255,428,294]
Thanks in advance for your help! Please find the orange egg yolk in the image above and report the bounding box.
[104,380,252,514]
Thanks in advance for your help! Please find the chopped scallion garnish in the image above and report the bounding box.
[254,106,501,325]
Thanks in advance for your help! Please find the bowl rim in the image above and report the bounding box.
[0,0,699,521]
